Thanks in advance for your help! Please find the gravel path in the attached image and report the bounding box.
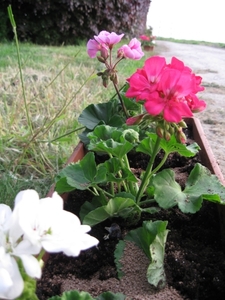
[154,40,225,178]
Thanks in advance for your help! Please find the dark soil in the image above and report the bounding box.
[36,128,225,300]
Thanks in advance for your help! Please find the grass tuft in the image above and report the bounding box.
[0,40,147,205]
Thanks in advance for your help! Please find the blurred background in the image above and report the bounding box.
[147,0,225,43]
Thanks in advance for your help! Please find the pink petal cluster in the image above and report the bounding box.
[126,56,206,123]
[117,38,144,60]
[139,35,151,41]
[87,30,124,58]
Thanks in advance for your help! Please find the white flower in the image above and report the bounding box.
[0,203,41,299]
[14,190,99,256]
[0,189,99,298]
[0,247,24,300]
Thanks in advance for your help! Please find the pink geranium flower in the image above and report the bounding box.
[86,39,106,58]
[126,55,206,123]
[117,38,144,60]
[144,68,194,122]
[87,31,124,58]
[125,56,166,99]
[94,31,124,47]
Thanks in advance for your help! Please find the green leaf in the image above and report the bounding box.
[54,177,76,194]
[114,240,126,279]
[141,207,160,214]
[122,96,142,113]
[125,224,153,260]
[125,221,168,288]
[83,197,137,226]
[184,163,225,204]
[87,125,136,158]
[160,135,200,157]
[104,197,137,216]
[96,292,126,300]
[80,195,108,222]
[147,222,169,289]
[104,158,137,183]
[136,133,157,156]
[48,290,94,300]
[137,133,200,157]
[48,290,126,300]
[55,152,107,192]
[83,205,111,226]
[78,100,124,130]
[151,169,188,211]
[151,163,225,213]
[115,191,136,201]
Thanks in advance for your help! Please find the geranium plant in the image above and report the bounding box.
[55,31,225,291]
[2,26,225,299]
[139,26,156,47]
[139,34,155,47]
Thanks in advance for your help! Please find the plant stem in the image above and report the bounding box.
[113,82,129,118]
[123,154,139,195]
[7,5,33,134]
[49,126,85,143]
[151,152,169,175]
[139,198,156,206]
[94,185,114,198]
[37,248,45,262]
[136,135,161,205]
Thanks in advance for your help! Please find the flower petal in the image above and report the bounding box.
[18,254,41,279]
[0,250,24,300]
[0,204,12,232]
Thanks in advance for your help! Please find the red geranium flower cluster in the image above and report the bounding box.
[126,56,206,123]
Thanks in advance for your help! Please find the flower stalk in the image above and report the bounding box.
[136,135,161,205]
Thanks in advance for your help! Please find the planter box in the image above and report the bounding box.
[47,117,225,241]
[42,117,225,298]
[143,45,154,51]
[48,117,225,192]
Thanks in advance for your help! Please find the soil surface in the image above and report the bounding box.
[37,127,225,299]
[154,41,225,178]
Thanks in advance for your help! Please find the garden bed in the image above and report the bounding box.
[37,119,225,300]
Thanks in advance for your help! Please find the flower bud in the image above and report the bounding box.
[102,76,109,88]
[126,114,145,125]
[169,126,174,135]
[101,70,110,88]
[156,126,164,139]
[165,123,170,131]
[110,72,118,85]
[178,120,187,128]
[164,131,171,141]
[97,56,106,63]
[97,71,103,77]
[176,128,187,144]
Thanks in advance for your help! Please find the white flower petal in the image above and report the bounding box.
[18,254,41,279]
[39,196,63,212]
[14,239,41,256]
[0,268,13,294]
[0,204,12,232]
[63,234,99,256]
[14,189,39,207]
[40,209,99,256]
[10,190,40,243]
[79,224,92,234]
[0,250,24,300]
